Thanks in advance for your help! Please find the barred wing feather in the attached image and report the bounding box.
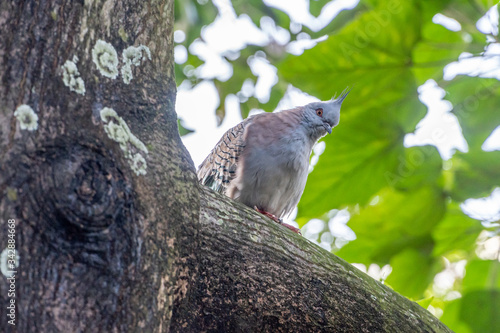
[197,120,248,193]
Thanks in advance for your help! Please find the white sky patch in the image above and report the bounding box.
[433,13,462,32]
[310,141,326,168]
[352,263,392,282]
[212,0,236,16]
[174,45,188,64]
[475,231,500,260]
[461,188,500,224]
[264,0,360,32]
[176,81,243,167]
[201,13,269,54]
[290,21,302,34]
[282,207,300,229]
[405,80,468,160]
[174,30,186,43]
[187,2,273,81]
[432,259,466,299]
[275,85,319,112]
[260,16,291,45]
[302,218,326,242]
[328,209,355,240]
[444,44,500,80]
[189,40,233,81]
[302,208,358,250]
[444,5,500,80]
[476,4,499,36]
[302,216,338,250]
[305,218,326,234]
[482,126,500,151]
[240,78,255,99]
[366,263,392,282]
[264,0,309,26]
[287,33,328,55]
[319,231,334,251]
[248,53,278,103]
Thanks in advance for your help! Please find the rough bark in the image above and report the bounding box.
[0,1,451,332]
[169,186,451,332]
[0,0,199,331]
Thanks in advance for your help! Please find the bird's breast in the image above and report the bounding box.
[235,134,311,218]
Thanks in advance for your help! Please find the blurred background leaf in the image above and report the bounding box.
[174,1,500,331]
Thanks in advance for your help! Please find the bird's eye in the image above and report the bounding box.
[316,108,323,117]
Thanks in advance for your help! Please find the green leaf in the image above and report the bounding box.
[440,298,474,333]
[278,2,429,214]
[440,260,500,332]
[459,290,500,333]
[412,21,467,84]
[177,118,194,136]
[445,77,500,150]
[389,145,443,190]
[309,0,328,17]
[416,296,434,309]
[385,248,435,299]
[441,259,500,333]
[432,203,483,257]
[336,185,445,264]
[451,150,500,201]
[451,0,497,21]
[232,0,291,28]
[304,4,367,39]
[279,0,422,102]
[479,0,500,10]
[297,109,404,219]
[463,259,500,292]
[174,0,217,46]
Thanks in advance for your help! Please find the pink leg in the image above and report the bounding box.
[255,207,301,235]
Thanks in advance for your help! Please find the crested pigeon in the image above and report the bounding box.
[198,88,350,234]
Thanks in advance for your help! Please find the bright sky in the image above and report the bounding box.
[175,1,500,239]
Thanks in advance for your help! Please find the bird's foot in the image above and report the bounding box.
[255,207,301,235]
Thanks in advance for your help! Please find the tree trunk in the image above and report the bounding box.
[0,1,451,332]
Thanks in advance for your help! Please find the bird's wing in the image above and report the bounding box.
[197,120,249,193]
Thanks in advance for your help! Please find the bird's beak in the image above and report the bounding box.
[323,122,332,134]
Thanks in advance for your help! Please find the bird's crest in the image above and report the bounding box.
[332,87,351,104]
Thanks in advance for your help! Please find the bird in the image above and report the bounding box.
[197,88,350,234]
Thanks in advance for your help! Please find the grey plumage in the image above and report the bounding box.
[198,88,350,219]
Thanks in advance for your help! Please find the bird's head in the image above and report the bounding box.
[303,87,350,138]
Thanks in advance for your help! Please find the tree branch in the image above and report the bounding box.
[170,186,452,332]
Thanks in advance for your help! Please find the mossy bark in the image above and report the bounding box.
[0,1,451,332]
[174,187,450,332]
[0,0,198,331]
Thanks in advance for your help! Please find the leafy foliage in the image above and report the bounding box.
[175,0,500,331]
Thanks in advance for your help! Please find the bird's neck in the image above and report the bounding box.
[308,127,327,144]
[275,107,325,148]
[295,109,327,145]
